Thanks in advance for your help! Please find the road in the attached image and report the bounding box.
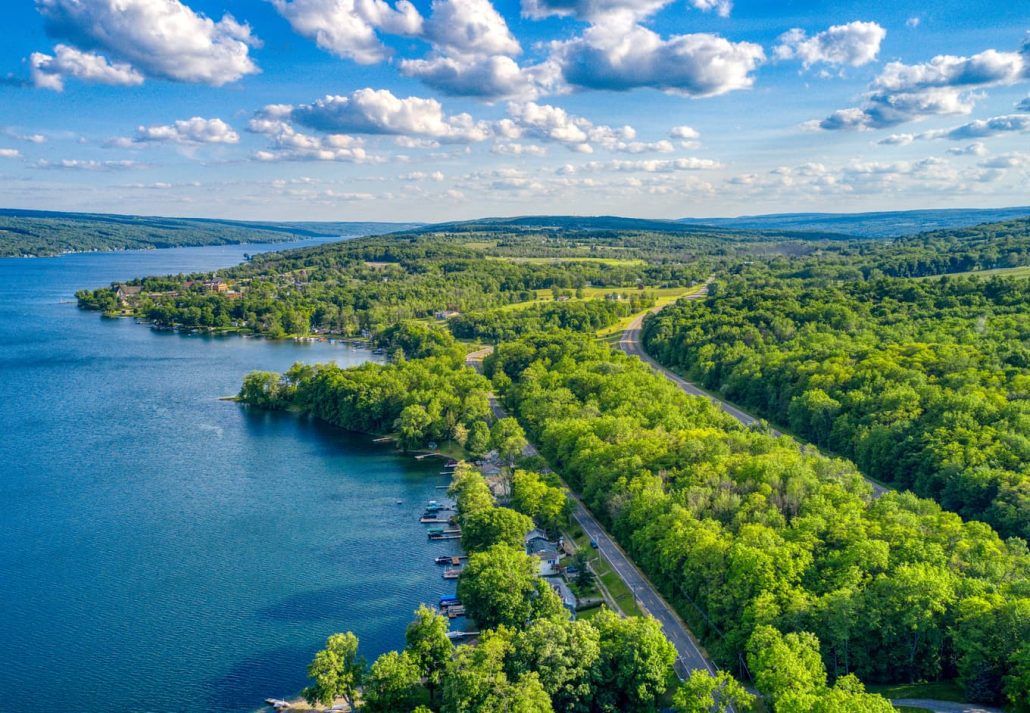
[568,494,718,681]
[467,350,725,686]
[616,286,890,498]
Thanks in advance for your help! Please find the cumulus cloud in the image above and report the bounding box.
[492,142,548,156]
[131,117,239,145]
[550,19,764,95]
[941,113,1030,139]
[248,106,373,162]
[979,152,1030,169]
[270,0,421,64]
[288,89,491,142]
[774,21,885,69]
[521,0,728,22]
[30,44,143,91]
[424,0,519,56]
[818,45,1029,130]
[1019,96,1030,111]
[35,0,260,86]
[34,158,143,170]
[0,148,22,159]
[947,142,987,156]
[400,55,558,100]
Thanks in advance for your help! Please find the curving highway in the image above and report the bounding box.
[617,285,890,498]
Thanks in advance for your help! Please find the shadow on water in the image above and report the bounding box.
[206,644,314,712]
[256,576,412,624]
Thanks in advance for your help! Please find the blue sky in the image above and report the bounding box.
[0,0,1027,222]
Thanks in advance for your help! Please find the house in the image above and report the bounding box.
[115,284,142,304]
[434,310,460,320]
[526,532,561,576]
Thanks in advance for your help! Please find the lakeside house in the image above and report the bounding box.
[526,530,562,577]
[115,284,142,304]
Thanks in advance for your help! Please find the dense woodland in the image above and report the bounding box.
[449,296,654,343]
[488,332,1030,708]
[0,209,412,257]
[643,272,1030,541]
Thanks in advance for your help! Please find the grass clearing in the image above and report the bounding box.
[918,264,1030,280]
[565,523,643,617]
[486,256,647,266]
[865,680,965,703]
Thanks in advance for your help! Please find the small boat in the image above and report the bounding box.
[443,568,462,579]
[435,555,454,564]
[396,499,403,504]
[265,698,290,710]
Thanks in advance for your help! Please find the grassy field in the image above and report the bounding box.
[920,264,1030,280]
[595,284,704,339]
[486,256,647,266]
[866,680,965,703]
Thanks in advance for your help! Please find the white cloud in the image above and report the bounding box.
[34,158,143,170]
[30,44,143,91]
[877,133,915,146]
[492,142,548,156]
[35,0,260,85]
[818,45,1029,129]
[1019,96,1030,111]
[550,19,764,96]
[947,142,987,156]
[288,89,491,142]
[400,55,558,100]
[132,117,239,145]
[979,152,1030,169]
[941,113,1030,139]
[581,157,722,172]
[249,111,373,163]
[670,125,700,140]
[0,148,21,159]
[906,17,921,28]
[774,21,886,69]
[270,0,421,64]
[424,0,519,56]
[521,0,728,22]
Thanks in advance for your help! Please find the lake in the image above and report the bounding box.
[0,239,460,712]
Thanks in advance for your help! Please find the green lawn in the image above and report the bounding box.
[565,523,643,617]
[487,256,647,266]
[866,680,965,703]
[919,264,1030,280]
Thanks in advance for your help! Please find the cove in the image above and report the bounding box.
[0,239,459,712]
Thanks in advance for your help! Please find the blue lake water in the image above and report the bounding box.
[0,240,459,712]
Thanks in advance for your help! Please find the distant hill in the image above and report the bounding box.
[0,209,420,257]
[415,214,850,240]
[678,207,1030,238]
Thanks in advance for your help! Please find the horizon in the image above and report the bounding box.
[0,1,1028,221]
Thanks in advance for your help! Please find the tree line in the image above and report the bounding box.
[643,271,1030,541]
[487,331,1030,709]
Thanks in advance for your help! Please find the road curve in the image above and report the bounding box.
[617,287,890,498]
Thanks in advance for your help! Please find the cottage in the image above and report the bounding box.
[526,533,561,576]
[115,284,142,304]
[434,310,461,320]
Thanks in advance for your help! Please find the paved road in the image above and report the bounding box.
[617,287,890,498]
[568,494,719,681]
[890,700,1003,713]
[471,349,723,685]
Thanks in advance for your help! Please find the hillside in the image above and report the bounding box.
[0,209,419,257]
[679,206,1030,238]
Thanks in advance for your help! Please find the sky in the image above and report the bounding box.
[0,0,1027,222]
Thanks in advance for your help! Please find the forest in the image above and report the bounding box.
[0,208,414,257]
[642,271,1030,541]
[488,331,1030,708]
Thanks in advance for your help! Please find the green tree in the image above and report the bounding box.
[592,608,677,712]
[458,545,554,629]
[238,371,283,408]
[511,470,571,532]
[466,420,492,459]
[302,632,365,710]
[461,506,534,553]
[509,617,601,712]
[363,650,429,712]
[405,604,453,704]
[491,417,528,465]
[1004,643,1030,712]
[672,670,754,713]
[746,625,826,708]
[396,404,433,451]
